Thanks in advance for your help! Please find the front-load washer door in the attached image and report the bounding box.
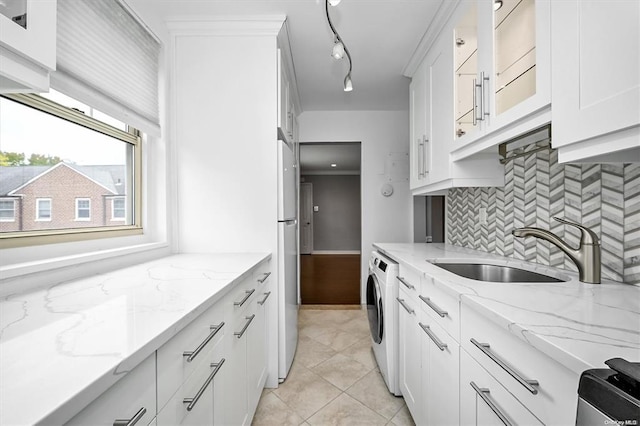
[366,272,384,344]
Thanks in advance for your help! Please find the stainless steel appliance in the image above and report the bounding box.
[576,358,640,425]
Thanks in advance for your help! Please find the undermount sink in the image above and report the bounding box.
[432,262,568,283]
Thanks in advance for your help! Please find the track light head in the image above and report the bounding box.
[494,0,503,11]
[329,0,341,5]
[343,74,353,92]
[332,41,345,60]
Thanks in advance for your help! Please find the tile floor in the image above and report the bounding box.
[252,307,415,426]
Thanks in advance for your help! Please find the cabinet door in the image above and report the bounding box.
[454,2,481,141]
[65,354,156,426]
[224,312,250,426]
[551,0,639,149]
[421,318,459,426]
[397,290,422,423]
[460,349,543,426]
[247,283,271,418]
[410,61,429,189]
[277,48,291,140]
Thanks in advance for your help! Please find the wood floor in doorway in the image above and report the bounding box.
[301,254,361,305]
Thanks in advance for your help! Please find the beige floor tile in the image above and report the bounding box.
[273,363,342,420]
[346,370,405,420]
[337,315,371,335]
[339,337,376,370]
[295,335,337,368]
[252,392,305,426]
[306,393,387,426]
[387,404,415,426]
[314,328,367,352]
[312,353,372,391]
[299,321,341,340]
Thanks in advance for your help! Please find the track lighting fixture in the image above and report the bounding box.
[325,0,353,92]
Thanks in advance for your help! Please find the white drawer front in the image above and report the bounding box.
[460,348,543,426]
[65,354,156,426]
[397,264,421,303]
[420,274,460,342]
[461,303,579,425]
[157,302,224,411]
[157,338,226,426]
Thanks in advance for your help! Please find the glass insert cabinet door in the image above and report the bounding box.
[454,0,537,140]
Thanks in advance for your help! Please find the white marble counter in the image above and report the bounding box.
[0,252,270,426]
[373,243,640,375]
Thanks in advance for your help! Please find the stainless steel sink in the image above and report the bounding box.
[432,262,568,283]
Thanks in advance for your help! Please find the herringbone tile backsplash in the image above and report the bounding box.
[446,143,640,284]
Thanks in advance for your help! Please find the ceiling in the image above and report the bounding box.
[127,0,444,112]
[299,142,361,174]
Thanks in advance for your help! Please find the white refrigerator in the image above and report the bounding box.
[277,139,298,381]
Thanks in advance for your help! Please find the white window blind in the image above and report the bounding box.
[54,0,161,136]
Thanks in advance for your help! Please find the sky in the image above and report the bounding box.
[0,95,127,166]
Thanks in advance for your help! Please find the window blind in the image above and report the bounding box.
[53,0,161,136]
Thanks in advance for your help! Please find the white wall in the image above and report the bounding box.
[298,110,412,303]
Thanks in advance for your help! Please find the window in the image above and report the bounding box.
[36,199,52,221]
[0,93,142,246]
[112,197,126,221]
[0,199,15,221]
[76,198,91,221]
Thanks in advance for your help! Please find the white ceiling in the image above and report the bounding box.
[299,142,361,174]
[127,0,444,112]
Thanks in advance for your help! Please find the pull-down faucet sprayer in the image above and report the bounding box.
[512,217,601,284]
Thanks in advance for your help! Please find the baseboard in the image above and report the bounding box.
[310,250,361,255]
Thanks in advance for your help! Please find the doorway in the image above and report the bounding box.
[298,142,361,305]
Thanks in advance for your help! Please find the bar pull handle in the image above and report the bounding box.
[419,323,447,351]
[482,71,490,119]
[183,322,225,363]
[419,295,448,318]
[470,382,514,426]
[472,78,478,126]
[183,359,226,412]
[257,291,271,306]
[396,276,415,290]
[470,338,539,394]
[423,136,430,173]
[113,408,146,426]
[234,289,255,307]
[417,138,424,178]
[396,297,415,315]
[234,314,256,339]
[258,272,271,283]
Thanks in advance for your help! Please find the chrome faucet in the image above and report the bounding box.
[512,217,601,284]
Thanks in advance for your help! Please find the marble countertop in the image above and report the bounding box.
[373,243,640,375]
[0,252,270,426]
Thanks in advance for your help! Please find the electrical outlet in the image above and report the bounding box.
[479,207,487,225]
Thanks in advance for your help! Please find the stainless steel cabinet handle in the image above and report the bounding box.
[419,323,447,351]
[183,359,226,412]
[396,297,415,314]
[482,71,490,120]
[257,272,271,283]
[183,322,224,363]
[257,291,271,306]
[423,136,430,173]
[234,289,255,307]
[417,138,424,178]
[396,276,415,290]
[419,295,448,317]
[470,338,539,394]
[113,407,146,426]
[234,314,256,339]
[473,78,478,126]
[470,382,513,426]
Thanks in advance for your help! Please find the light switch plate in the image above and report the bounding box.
[314,206,319,212]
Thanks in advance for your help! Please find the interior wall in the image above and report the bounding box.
[447,143,640,284]
[298,110,412,304]
[301,175,361,251]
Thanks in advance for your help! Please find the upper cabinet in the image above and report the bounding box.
[451,0,551,160]
[277,23,300,144]
[0,0,56,93]
[550,0,640,163]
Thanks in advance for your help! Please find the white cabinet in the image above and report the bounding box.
[551,0,640,163]
[397,283,422,422]
[409,14,504,195]
[247,274,273,416]
[451,0,551,160]
[65,354,156,426]
[460,349,543,426]
[0,0,56,92]
[277,22,300,144]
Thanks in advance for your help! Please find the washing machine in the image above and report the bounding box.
[367,250,401,396]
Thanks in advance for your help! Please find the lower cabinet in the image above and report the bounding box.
[65,353,156,426]
[460,349,543,425]
[397,285,422,419]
